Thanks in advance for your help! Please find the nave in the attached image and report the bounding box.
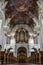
[0,0,43,64]
[0,50,43,64]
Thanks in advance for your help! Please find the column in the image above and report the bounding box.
[10,36,16,55]
[28,36,34,57]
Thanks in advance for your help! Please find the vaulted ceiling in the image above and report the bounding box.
[5,0,38,29]
[5,0,38,18]
[9,13,35,29]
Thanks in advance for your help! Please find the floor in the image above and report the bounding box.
[0,64,43,65]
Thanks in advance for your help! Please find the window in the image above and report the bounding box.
[0,19,2,34]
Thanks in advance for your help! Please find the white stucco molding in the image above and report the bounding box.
[0,9,5,27]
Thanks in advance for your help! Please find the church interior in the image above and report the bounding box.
[0,0,43,64]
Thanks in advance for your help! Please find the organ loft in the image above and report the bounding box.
[0,0,43,64]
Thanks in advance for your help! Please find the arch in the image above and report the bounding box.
[16,27,28,32]
[11,24,32,34]
[9,16,35,28]
[17,47,27,54]
[17,47,27,63]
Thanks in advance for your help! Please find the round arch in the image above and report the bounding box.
[17,47,27,63]
[17,47,27,54]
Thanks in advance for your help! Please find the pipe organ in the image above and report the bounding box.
[15,28,29,43]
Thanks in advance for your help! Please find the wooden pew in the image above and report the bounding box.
[27,51,43,64]
[0,51,17,64]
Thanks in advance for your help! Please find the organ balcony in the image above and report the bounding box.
[15,28,29,43]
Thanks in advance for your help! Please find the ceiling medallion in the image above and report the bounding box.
[16,1,28,12]
[16,6,28,12]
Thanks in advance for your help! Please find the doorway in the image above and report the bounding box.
[17,47,27,63]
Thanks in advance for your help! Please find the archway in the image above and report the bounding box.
[17,47,27,63]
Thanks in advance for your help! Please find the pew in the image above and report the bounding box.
[27,51,43,64]
[0,51,17,64]
[0,51,43,64]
